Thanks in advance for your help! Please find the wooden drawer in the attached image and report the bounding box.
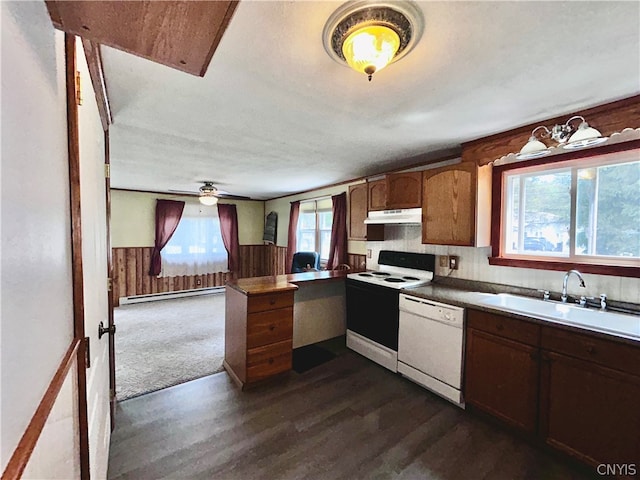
[541,327,640,376]
[467,309,540,347]
[247,290,294,313]
[246,339,292,382]
[247,307,293,348]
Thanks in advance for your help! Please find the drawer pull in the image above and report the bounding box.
[269,299,276,305]
[496,324,504,331]
[268,358,274,364]
[586,345,596,355]
[269,325,275,331]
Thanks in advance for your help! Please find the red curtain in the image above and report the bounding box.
[326,192,348,270]
[285,201,300,274]
[150,199,185,276]
[218,203,239,275]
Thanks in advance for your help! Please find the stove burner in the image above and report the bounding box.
[384,277,406,283]
[371,272,391,276]
[403,276,420,281]
[358,273,373,277]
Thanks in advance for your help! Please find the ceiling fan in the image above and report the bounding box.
[169,181,251,205]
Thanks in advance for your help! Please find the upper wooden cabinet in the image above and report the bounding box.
[367,172,422,211]
[422,161,491,246]
[349,184,368,240]
[46,1,238,77]
[386,172,422,209]
[368,180,387,211]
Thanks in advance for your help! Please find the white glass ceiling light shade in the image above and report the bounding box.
[515,126,551,160]
[323,1,424,81]
[563,119,607,149]
[199,194,218,206]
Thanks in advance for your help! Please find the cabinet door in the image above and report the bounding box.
[368,180,387,211]
[422,163,475,245]
[540,351,640,468]
[465,327,539,433]
[349,184,368,240]
[386,172,422,209]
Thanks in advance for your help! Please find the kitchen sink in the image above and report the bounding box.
[468,293,640,339]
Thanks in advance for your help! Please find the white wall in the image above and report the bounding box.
[0,1,76,472]
[368,225,640,304]
[264,181,367,255]
[111,190,265,247]
[77,36,111,479]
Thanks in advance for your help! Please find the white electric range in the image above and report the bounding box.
[345,251,436,372]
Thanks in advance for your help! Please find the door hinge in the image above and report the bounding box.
[84,336,91,369]
[75,71,83,106]
[107,277,112,292]
[104,164,110,179]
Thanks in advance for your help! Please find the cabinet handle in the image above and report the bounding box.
[268,358,274,364]
[269,325,275,331]
[586,345,596,355]
[496,324,504,331]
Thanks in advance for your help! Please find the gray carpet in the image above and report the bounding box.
[114,293,225,401]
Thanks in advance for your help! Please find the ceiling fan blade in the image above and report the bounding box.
[168,189,198,195]
[216,193,252,200]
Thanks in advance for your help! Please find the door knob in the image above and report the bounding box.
[98,321,116,339]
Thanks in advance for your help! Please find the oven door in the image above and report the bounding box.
[346,279,399,351]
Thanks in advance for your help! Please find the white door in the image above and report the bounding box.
[77,36,112,479]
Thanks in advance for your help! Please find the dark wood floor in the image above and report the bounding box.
[108,351,596,480]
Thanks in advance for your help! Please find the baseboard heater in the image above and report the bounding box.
[119,286,224,305]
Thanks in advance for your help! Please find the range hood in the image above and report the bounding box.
[364,208,422,225]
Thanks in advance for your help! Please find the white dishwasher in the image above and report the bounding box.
[398,293,465,407]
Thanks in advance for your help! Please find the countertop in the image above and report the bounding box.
[403,281,640,346]
[226,270,349,295]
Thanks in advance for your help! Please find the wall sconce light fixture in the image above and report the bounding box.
[516,116,607,160]
[322,1,424,81]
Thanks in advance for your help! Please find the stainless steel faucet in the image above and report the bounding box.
[561,269,586,303]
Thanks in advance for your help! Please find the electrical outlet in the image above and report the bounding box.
[449,255,459,270]
[367,249,372,258]
[439,255,448,268]
[196,279,202,286]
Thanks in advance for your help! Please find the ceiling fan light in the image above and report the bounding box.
[199,194,218,206]
[342,25,400,79]
[515,136,550,160]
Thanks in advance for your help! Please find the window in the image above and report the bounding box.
[161,203,228,276]
[297,198,333,263]
[493,146,639,273]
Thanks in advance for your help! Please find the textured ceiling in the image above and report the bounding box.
[103,1,640,200]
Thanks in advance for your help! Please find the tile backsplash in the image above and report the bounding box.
[367,225,640,304]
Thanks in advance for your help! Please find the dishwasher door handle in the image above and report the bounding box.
[402,296,438,308]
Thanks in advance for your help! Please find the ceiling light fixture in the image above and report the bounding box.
[199,182,219,206]
[516,116,607,160]
[323,1,424,81]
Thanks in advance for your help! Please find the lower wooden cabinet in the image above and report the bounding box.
[465,308,640,471]
[465,327,539,433]
[224,286,295,388]
[540,351,640,468]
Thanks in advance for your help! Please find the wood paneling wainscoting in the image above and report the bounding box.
[113,246,365,306]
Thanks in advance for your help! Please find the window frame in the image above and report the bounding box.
[297,199,333,265]
[489,140,640,278]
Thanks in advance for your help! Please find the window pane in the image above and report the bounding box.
[505,169,570,256]
[320,231,332,260]
[576,161,640,258]
[162,204,228,276]
[298,231,316,252]
[319,211,333,229]
[299,212,316,230]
